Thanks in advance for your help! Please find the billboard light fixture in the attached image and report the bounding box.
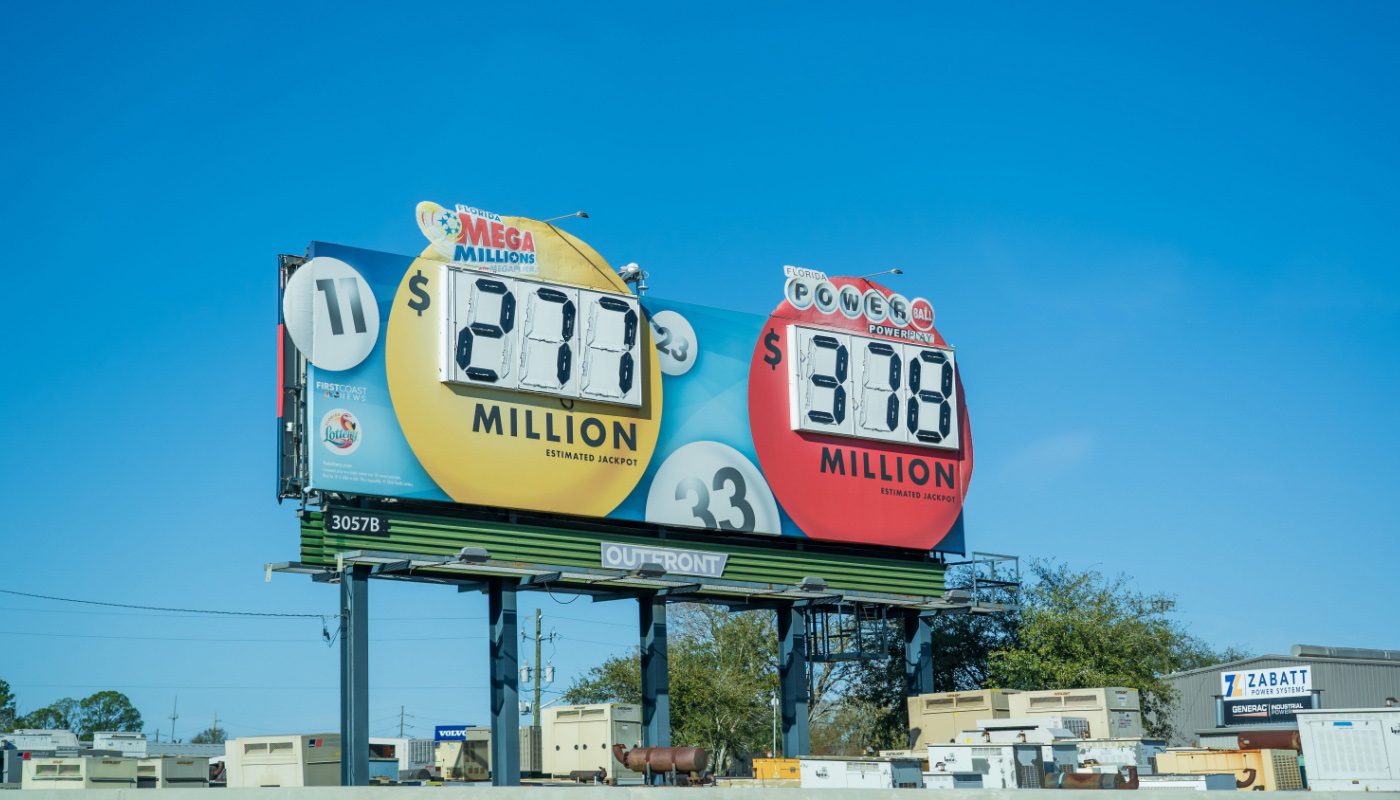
[629,561,667,580]
[796,576,828,593]
[457,546,490,564]
[859,268,903,280]
[542,211,589,223]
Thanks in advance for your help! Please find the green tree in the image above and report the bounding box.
[563,605,793,773]
[191,727,228,744]
[18,697,81,732]
[76,692,143,739]
[988,560,1244,739]
[16,692,142,739]
[0,679,15,732]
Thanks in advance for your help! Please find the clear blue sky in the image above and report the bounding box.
[2,1,1396,739]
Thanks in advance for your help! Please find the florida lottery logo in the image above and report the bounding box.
[321,409,362,455]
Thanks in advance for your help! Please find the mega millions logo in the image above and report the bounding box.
[416,201,539,275]
[321,409,362,455]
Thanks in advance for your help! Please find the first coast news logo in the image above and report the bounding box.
[321,409,362,455]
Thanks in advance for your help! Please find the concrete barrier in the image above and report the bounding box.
[12,788,1400,800]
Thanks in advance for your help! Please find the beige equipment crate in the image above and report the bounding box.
[542,703,643,781]
[907,689,1021,749]
[1007,687,1143,738]
[1155,748,1303,791]
[435,727,541,781]
[226,734,340,787]
[137,756,210,788]
[22,756,137,789]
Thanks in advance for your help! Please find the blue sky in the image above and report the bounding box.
[2,1,1396,739]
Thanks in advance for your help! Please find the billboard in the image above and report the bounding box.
[279,201,972,553]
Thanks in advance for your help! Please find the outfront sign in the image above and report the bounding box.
[280,202,972,553]
[1221,666,1313,700]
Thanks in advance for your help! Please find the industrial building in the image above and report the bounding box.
[1161,644,1400,746]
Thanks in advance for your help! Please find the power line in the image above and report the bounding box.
[0,630,487,643]
[0,588,326,619]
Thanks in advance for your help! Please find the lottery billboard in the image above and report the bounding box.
[279,202,973,553]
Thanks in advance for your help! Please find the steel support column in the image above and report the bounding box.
[777,604,809,757]
[339,564,370,786]
[904,613,934,697]
[488,579,521,786]
[640,595,671,762]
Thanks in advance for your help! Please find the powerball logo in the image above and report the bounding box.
[321,409,362,455]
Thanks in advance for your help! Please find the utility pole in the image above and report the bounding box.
[169,697,179,743]
[519,610,556,729]
[399,706,405,738]
[213,711,218,743]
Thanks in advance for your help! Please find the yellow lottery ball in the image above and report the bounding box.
[385,217,662,516]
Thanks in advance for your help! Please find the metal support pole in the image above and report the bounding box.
[777,604,809,757]
[339,564,370,786]
[904,613,934,697]
[488,579,521,786]
[640,595,671,774]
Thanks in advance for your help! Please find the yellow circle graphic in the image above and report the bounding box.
[386,215,661,516]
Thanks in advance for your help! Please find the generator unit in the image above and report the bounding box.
[542,704,643,781]
[1008,687,1144,739]
[955,716,1091,743]
[136,756,210,788]
[369,737,435,775]
[1075,738,1168,774]
[799,756,923,789]
[907,689,1021,749]
[752,757,800,781]
[22,756,137,789]
[1296,708,1400,792]
[92,732,147,758]
[1156,748,1303,791]
[1,729,80,750]
[225,734,340,787]
[926,742,1066,789]
[435,727,541,781]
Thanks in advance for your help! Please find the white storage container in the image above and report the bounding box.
[226,734,340,787]
[1008,687,1144,738]
[542,704,642,781]
[1,729,80,750]
[1297,708,1400,792]
[137,756,210,788]
[957,716,1091,743]
[22,756,137,789]
[799,756,923,788]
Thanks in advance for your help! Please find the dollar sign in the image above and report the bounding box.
[763,328,782,370]
[407,270,430,316]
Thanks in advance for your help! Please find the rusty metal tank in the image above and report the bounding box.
[612,743,709,774]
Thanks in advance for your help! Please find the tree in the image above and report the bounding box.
[18,697,80,732]
[843,567,1021,749]
[988,560,1244,739]
[191,727,228,744]
[16,692,142,739]
[0,679,15,732]
[76,692,143,739]
[563,605,798,773]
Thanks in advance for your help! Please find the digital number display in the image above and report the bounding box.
[440,267,642,407]
[787,325,959,450]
